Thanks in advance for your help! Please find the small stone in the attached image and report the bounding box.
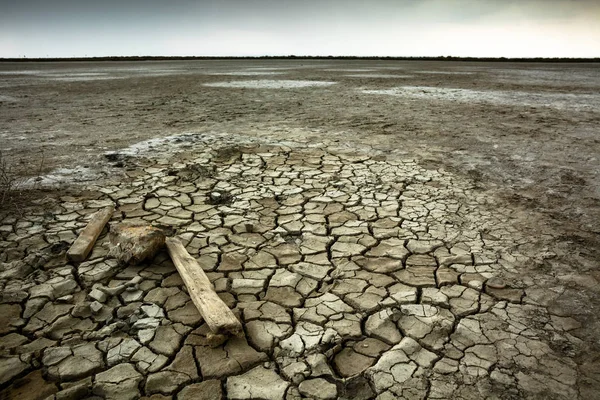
[354,338,391,358]
[57,295,74,303]
[121,289,144,303]
[486,277,506,289]
[141,304,165,318]
[138,329,156,344]
[132,318,161,330]
[90,301,103,314]
[89,288,108,303]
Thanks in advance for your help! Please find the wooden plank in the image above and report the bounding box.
[67,205,115,262]
[166,237,243,337]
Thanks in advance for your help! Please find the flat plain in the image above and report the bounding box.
[0,60,599,399]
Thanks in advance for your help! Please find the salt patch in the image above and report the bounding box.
[0,95,18,102]
[0,70,45,75]
[203,80,336,89]
[245,67,297,71]
[415,71,474,75]
[104,134,195,157]
[23,166,102,188]
[362,86,599,111]
[50,76,121,82]
[44,73,108,77]
[324,69,377,72]
[205,71,285,76]
[345,74,413,79]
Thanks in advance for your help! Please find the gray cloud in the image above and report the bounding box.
[0,0,598,57]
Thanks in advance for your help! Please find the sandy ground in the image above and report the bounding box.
[1,60,599,233]
[0,60,599,399]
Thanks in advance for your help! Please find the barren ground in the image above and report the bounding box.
[0,60,599,399]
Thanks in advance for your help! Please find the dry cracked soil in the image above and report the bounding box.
[0,60,599,400]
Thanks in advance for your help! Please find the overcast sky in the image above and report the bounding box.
[1,0,599,58]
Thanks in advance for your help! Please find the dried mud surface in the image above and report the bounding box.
[0,60,599,399]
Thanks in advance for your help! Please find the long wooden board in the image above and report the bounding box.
[67,205,115,262]
[166,237,243,336]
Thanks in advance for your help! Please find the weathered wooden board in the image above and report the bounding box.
[166,237,243,336]
[67,205,115,262]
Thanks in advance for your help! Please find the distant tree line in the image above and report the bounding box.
[0,55,598,63]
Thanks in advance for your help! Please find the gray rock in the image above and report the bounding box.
[138,328,156,344]
[108,222,166,265]
[141,303,165,318]
[132,317,160,330]
[90,301,103,314]
[57,294,74,303]
[89,288,108,303]
[121,289,144,303]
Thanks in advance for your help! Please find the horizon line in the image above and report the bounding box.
[1,55,599,63]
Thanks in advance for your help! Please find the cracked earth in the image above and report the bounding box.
[1,130,596,400]
[1,61,599,399]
